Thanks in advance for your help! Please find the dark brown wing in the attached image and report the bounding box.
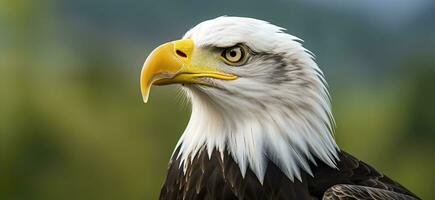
[308,151,420,200]
[322,184,418,200]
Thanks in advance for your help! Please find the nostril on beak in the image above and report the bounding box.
[176,50,187,58]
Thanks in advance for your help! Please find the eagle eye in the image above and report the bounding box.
[221,45,249,66]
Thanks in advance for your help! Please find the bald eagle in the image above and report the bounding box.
[140,17,419,200]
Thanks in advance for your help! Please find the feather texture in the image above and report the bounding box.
[160,147,419,200]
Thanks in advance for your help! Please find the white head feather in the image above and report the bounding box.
[174,16,339,183]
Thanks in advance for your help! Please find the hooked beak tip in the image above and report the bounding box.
[142,89,150,103]
[141,83,151,103]
[143,96,149,103]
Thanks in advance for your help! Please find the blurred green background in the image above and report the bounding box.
[1,0,434,199]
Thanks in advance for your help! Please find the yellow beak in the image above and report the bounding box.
[140,39,237,103]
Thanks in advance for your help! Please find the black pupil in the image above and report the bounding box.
[229,49,238,57]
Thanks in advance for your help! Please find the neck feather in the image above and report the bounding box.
[173,84,339,183]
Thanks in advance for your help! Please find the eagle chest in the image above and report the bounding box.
[159,148,315,200]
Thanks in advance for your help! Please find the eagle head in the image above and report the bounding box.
[140,16,338,183]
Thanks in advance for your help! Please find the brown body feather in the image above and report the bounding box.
[160,147,419,200]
